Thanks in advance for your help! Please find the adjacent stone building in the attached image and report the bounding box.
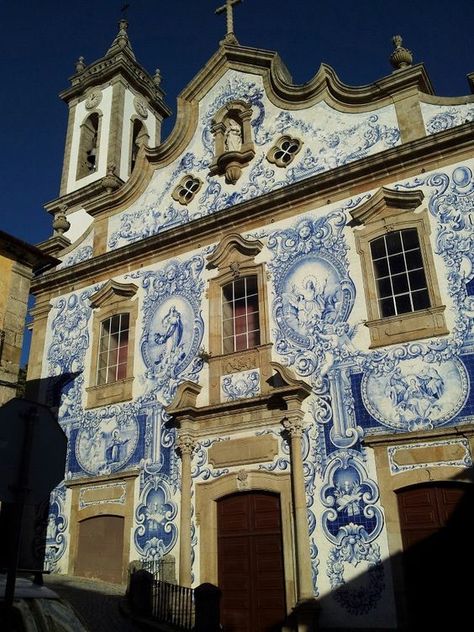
[0,231,55,405]
[28,13,474,631]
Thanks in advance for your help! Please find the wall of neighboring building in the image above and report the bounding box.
[0,254,32,405]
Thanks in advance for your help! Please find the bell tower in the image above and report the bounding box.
[58,19,171,197]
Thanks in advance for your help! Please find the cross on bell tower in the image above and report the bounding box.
[215,0,242,45]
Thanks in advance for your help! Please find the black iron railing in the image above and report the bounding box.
[152,580,194,631]
[140,558,164,578]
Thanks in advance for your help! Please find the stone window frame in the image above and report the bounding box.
[206,234,272,404]
[209,100,255,185]
[350,187,448,348]
[266,135,303,168]
[171,175,203,206]
[86,280,138,408]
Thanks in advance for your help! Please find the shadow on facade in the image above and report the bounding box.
[0,374,77,574]
[2,374,473,631]
[314,466,474,630]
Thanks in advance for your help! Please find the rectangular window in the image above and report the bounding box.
[222,276,260,354]
[97,313,130,385]
[370,229,430,318]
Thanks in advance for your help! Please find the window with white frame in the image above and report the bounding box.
[222,276,260,354]
[97,313,130,385]
[370,228,430,318]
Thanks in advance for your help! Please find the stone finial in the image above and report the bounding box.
[106,17,135,59]
[153,68,162,88]
[102,163,121,194]
[52,207,71,236]
[390,35,413,70]
[117,18,129,48]
[75,56,86,73]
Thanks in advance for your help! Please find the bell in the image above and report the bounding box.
[87,146,97,170]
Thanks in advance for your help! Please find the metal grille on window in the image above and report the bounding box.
[370,229,430,318]
[97,313,130,384]
[222,276,260,354]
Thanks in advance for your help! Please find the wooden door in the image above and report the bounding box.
[217,492,286,632]
[397,483,465,549]
[75,515,124,583]
[397,483,471,628]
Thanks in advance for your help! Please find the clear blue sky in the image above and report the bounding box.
[0,0,472,246]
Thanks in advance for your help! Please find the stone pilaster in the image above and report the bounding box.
[282,416,314,601]
[176,431,196,587]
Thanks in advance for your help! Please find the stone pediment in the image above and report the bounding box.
[88,279,138,309]
[349,187,425,226]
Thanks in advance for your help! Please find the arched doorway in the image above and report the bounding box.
[217,491,286,632]
[75,515,124,583]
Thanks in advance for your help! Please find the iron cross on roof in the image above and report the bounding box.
[215,0,242,43]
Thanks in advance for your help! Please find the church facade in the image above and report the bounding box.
[28,14,474,631]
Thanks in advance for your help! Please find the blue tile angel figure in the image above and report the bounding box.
[104,428,129,465]
[46,514,57,543]
[334,478,363,518]
[154,305,185,375]
[386,365,444,428]
[145,497,165,538]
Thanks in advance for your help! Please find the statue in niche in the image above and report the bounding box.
[224,117,242,152]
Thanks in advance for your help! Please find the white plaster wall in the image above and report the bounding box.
[62,207,93,243]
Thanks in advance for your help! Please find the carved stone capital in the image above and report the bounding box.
[176,433,196,456]
[282,416,305,438]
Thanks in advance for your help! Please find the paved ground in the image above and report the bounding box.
[44,574,141,631]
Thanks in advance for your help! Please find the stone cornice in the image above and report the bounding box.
[181,45,434,107]
[363,424,474,447]
[60,50,171,118]
[167,382,311,438]
[65,468,139,488]
[31,121,474,297]
[350,187,425,225]
[44,175,125,216]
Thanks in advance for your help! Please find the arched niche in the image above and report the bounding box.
[209,100,255,185]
